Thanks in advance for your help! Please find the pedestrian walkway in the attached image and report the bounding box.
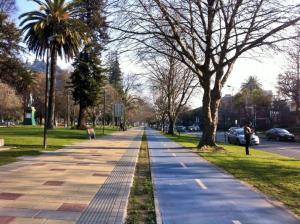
[0,127,143,224]
[146,129,300,224]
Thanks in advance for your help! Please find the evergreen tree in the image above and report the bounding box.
[71,51,105,129]
[108,51,123,94]
[71,0,108,129]
[0,11,22,85]
[0,3,37,102]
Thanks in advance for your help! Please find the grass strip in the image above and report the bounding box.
[0,126,118,166]
[165,133,300,217]
[126,131,156,224]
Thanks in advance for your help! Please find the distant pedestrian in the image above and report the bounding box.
[244,121,253,155]
[87,127,96,140]
[120,122,126,131]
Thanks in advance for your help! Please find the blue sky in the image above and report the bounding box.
[15,0,37,23]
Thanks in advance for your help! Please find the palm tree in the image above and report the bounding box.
[19,0,85,128]
[241,75,262,92]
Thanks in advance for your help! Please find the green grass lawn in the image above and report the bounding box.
[0,126,118,166]
[165,133,300,216]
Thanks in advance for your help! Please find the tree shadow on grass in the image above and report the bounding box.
[5,144,64,151]
[0,149,41,166]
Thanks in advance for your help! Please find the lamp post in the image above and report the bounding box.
[102,88,106,135]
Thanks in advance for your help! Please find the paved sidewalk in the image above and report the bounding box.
[147,129,300,224]
[0,127,143,224]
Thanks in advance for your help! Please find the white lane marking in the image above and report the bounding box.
[195,179,208,190]
[232,220,242,224]
[172,153,176,157]
[180,162,187,168]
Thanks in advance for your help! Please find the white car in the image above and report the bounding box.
[227,128,260,145]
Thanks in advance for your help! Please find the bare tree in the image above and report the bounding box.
[153,94,168,132]
[277,33,300,124]
[0,0,16,14]
[0,82,22,121]
[121,73,142,126]
[148,54,197,135]
[278,72,300,123]
[110,0,300,147]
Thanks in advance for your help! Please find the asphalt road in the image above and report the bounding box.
[191,132,300,160]
[146,129,300,224]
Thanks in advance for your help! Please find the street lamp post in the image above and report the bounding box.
[102,89,106,135]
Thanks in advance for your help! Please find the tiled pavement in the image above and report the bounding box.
[0,127,143,224]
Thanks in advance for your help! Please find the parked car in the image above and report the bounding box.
[265,128,295,141]
[187,125,200,132]
[176,126,186,133]
[227,128,260,145]
[227,126,239,133]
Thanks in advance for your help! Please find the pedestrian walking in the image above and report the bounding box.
[243,121,253,155]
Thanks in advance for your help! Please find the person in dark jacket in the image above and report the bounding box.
[244,121,253,155]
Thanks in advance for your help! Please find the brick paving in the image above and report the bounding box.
[0,128,143,224]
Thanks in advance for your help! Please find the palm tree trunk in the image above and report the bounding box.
[47,47,57,129]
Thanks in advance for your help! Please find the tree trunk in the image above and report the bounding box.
[295,99,300,125]
[92,115,96,127]
[47,47,57,129]
[167,113,175,135]
[77,104,87,130]
[296,54,300,125]
[23,95,27,119]
[199,85,221,147]
[161,115,165,132]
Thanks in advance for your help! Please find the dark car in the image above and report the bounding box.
[265,128,295,141]
[187,125,200,132]
[176,126,186,133]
